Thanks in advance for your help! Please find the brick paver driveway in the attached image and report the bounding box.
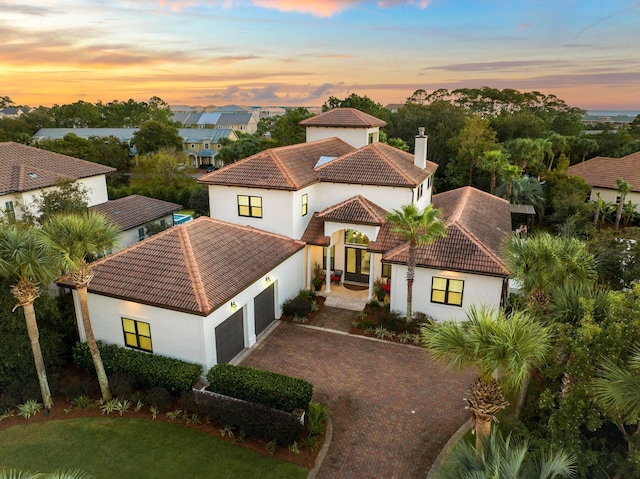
[240,318,475,479]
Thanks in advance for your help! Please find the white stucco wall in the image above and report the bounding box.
[305,126,379,149]
[590,187,640,207]
[314,182,414,212]
[388,264,505,322]
[208,186,295,237]
[115,214,176,251]
[78,175,109,206]
[72,249,304,373]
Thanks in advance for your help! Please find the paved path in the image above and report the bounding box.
[241,314,475,479]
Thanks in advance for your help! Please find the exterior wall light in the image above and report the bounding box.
[230,301,237,310]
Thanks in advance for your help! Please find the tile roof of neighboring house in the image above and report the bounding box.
[32,128,138,142]
[371,187,511,277]
[301,196,388,246]
[300,108,387,128]
[198,137,355,190]
[90,195,182,231]
[315,142,435,187]
[58,217,305,316]
[568,151,640,192]
[0,142,115,195]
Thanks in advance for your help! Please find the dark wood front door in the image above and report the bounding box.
[345,247,370,284]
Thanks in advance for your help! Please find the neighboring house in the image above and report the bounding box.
[568,151,640,206]
[258,106,287,119]
[198,108,508,321]
[90,195,182,249]
[172,105,260,134]
[370,187,511,321]
[0,142,114,221]
[0,107,27,118]
[31,128,238,167]
[58,216,305,372]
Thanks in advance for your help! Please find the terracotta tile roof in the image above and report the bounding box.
[300,108,387,128]
[197,138,354,190]
[58,217,305,316]
[0,142,115,195]
[315,142,435,187]
[317,195,388,225]
[568,151,640,192]
[301,196,387,246]
[372,187,511,277]
[300,213,330,246]
[90,195,182,231]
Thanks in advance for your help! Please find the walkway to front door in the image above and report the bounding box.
[317,283,368,311]
[240,315,474,479]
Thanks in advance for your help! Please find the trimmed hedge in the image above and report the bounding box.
[206,364,313,412]
[192,389,303,445]
[73,341,202,394]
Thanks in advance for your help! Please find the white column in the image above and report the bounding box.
[306,245,312,289]
[367,253,374,301]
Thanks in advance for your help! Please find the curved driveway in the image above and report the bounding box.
[240,318,474,479]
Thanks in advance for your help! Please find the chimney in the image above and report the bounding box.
[414,127,428,169]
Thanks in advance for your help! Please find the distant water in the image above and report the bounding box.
[586,110,640,118]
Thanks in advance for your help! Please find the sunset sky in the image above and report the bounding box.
[2,0,639,110]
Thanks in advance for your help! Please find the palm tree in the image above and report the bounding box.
[42,212,120,401]
[497,162,522,202]
[592,193,604,228]
[435,429,576,479]
[592,346,640,454]
[479,149,508,194]
[503,233,597,313]
[385,204,446,322]
[0,470,93,479]
[496,176,544,212]
[0,226,58,409]
[614,178,632,230]
[422,305,551,444]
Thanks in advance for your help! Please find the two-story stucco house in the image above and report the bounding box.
[0,142,114,221]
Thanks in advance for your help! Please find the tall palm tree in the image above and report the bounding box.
[386,204,446,322]
[422,305,551,443]
[435,429,576,479]
[0,226,58,410]
[591,346,640,453]
[479,149,509,194]
[497,162,522,202]
[42,212,120,401]
[614,178,632,230]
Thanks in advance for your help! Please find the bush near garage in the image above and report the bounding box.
[190,389,303,445]
[206,364,313,413]
[73,341,202,394]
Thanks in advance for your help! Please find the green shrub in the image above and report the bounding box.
[307,402,328,436]
[192,389,303,445]
[144,387,171,410]
[206,364,313,412]
[73,342,202,394]
[281,297,312,318]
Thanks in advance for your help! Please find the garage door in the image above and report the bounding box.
[254,284,275,336]
[215,309,244,364]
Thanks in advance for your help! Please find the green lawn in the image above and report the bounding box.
[0,418,308,479]
[177,209,195,216]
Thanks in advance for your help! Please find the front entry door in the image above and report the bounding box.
[345,247,370,283]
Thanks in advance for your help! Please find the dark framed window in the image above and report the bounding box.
[302,193,308,216]
[238,195,262,218]
[382,263,392,279]
[4,201,15,223]
[417,184,424,200]
[122,318,153,352]
[322,246,335,271]
[431,277,464,307]
[137,227,145,241]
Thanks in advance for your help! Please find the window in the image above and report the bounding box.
[322,246,335,271]
[190,143,195,149]
[160,219,166,228]
[4,201,15,223]
[417,184,424,200]
[431,277,464,307]
[427,175,432,188]
[122,318,153,352]
[345,229,369,245]
[238,195,262,218]
[616,195,622,204]
[301,194,308,216]
[138,227,145,241]
[382,263,392,279]
[204,142,210,149]
[368,132,375,144]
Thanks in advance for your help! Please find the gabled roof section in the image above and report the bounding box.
[89,195,182,231]
[301,196,387,246]
[317,195,388,225]
[0,142,115,195]
[315,142,435,187]
[373,187,511,277]
[300,108,387,128]
[197,137,355,190]
[57,217,305,316]
[568,151,640,192]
